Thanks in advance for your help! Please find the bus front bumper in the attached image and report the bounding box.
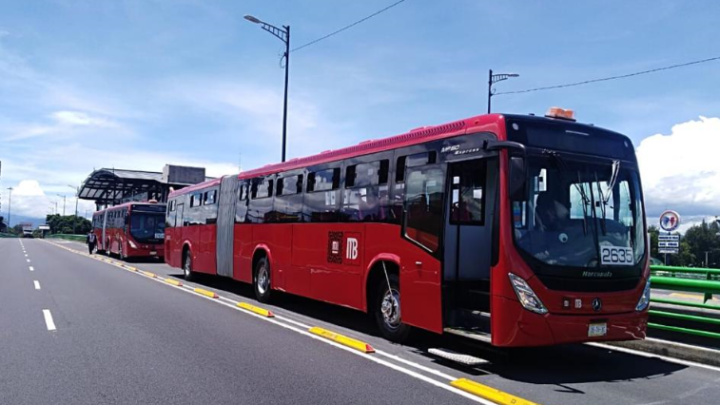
[493,296,648,347]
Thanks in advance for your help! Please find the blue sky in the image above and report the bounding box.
[1,0,719,227]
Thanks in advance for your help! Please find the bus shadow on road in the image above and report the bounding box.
[479,344,686,388]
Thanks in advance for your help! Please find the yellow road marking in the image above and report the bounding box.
[450,378,541,405]
[308,327,375,354]
[164,278,182,287]
[140,270,157,278]
[123,265,138,272]
[194,288,218,298]
[237,302,274,317]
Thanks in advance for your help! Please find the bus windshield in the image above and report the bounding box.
[130,213,165,244]
[512,152,645,268]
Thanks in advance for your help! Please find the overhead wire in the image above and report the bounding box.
[291,0,407,52]
[495,55,720,95]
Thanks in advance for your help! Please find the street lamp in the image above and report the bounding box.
[68,185,80,234]
[487,69,519,114]
[6,187,12,229]
[244,14,291,163]
[56,194,66,216]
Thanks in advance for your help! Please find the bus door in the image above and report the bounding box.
[175,203,185,263]
[443,157,497,324]
[216,175,238,278]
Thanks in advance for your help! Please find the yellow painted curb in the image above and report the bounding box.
[164,278,182,286]
[237,302,274,317]
[308,327,375,353]
[141,270,157,278]
[194,288,218,299]
[450,379,540,405]
[124,265,138,272]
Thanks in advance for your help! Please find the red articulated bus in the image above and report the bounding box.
[165,109,650,346]
[92,201,167,260]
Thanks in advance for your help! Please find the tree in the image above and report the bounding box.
[45,214,91,235]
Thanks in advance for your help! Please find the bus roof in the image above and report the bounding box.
[167,112,627,199]
[93,201,166,215]
[169,113,507,198]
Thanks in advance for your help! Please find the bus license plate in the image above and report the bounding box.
[588,323,607,337]
[150,251,157,256]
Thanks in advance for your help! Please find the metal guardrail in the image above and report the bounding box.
[0,232,17,238]
[650,265,720,340]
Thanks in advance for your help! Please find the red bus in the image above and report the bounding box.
[165,109,650,346]
[92,201,167,260]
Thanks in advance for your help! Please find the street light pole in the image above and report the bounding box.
[487,69,520,114]
[6,187,12,229]
[57,194,66,216]
[68,185,79,234]
[245,14,291,162]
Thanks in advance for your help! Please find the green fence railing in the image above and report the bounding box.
[650,265,720,340]
[0,232,17,238]
[47,234,87,242]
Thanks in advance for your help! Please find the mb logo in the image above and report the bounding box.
[346,238,358,260]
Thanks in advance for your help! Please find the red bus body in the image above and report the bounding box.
[92,202,166,259]
[165,113,649,347]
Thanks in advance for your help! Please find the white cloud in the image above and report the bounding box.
[3,110,124,141]
[637,116,720,222]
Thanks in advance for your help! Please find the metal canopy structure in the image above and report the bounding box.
[78,167,211,209]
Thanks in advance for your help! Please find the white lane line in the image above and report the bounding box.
[34,280,41,290]
[26,259,31,263]
[42,310,56,331]
[24,254,28,257]
[587,342,720,373]
[29,266,34,271]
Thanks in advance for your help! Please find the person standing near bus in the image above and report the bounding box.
[87,231,96,254]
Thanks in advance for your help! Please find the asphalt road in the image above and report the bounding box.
[3,238,720,405]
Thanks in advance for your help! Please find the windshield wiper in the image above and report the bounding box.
[604,160,620,204]
[544,150,589,235]
[594,171,607,236]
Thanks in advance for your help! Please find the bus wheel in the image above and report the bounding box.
[183,252,195,281]
[254,256,272,303]
[374,273,411,342]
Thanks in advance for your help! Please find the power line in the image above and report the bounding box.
[495,55,720,95]
[291,0,407,53]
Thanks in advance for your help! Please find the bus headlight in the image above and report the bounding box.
[635,280,651,311]
[128,240,137,249]
[509,273,548,315]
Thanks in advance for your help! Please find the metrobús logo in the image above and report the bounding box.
[326,231,361,266]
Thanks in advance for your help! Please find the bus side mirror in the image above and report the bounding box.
[509,156,527,201]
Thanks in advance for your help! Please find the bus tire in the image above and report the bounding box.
[183,251,195,281]
[253,256,272,303]
[373,273,412,342]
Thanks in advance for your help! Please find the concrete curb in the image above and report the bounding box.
[606,338,720,367]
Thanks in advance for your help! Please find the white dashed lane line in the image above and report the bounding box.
[42,310,56,331]
[34,280,41,290]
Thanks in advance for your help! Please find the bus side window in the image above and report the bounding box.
[248,177,274,223]
[403,166,445,254]
[236,182,249,223]
[304,167,340,222]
